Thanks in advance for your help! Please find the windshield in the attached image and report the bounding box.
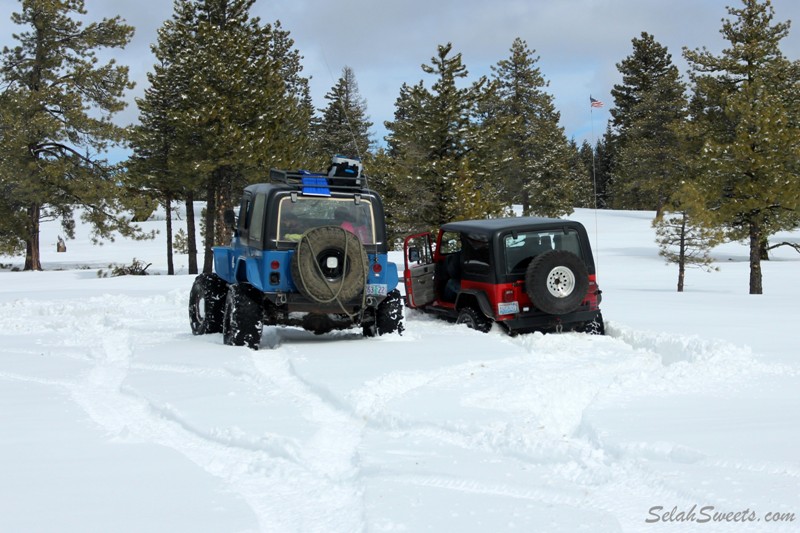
[504,229,582,274]
[277,197,376,244]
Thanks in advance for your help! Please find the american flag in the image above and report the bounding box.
[590,96,604,108]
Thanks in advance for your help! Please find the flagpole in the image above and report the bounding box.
[589,95,603,273]
[589,96,602,213]
[590,106,598,212]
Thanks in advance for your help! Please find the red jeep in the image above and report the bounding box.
[403,217,603,334]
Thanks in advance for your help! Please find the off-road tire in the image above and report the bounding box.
[525,250,589,315]
[291,226,369,304]
[189,273,228,335]
[456,306,493,333]
[222,283,263,349]
[376,289,404,336]
[579,312,605,335]
[362,317,378,338]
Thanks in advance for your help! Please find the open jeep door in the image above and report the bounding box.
[403,233,435,308]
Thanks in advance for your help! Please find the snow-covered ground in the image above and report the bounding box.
[1,207,798,533]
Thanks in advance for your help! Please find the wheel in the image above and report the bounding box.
[580,312,605,335]
[375,289,404,336]
[189,273,228,335]
[525,250,589,315]
[456,306,492,333]
[362,318,378,338]
[291,226,369,303]
[222,283,263,349]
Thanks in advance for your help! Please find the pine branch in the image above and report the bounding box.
[30,142,103,169]
[766,241,800,253]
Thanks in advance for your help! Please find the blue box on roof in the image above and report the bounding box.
[300,174,330,196]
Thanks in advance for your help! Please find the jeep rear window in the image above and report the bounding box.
[504,229,583,274]
[276,197,376,244]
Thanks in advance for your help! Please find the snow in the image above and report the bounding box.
[1,207,798,533]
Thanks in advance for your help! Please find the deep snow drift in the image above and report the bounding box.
[0,208,798,533]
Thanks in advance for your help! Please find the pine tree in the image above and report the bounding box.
[128,59,185,275]
[361,148,403,246]
[484,38,575,217]
[138,0,312,273]
[385,43,497,231]
[684,0,800,294]
[449,158,507,221]
[570,139,595,209]
[312,66,373,164]
[127,0,202,275]
[654,211,721,292]
[610,32,688,214]
[0,0,144,270]
[594,129,616,209]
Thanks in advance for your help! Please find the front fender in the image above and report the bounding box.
[213,247,235,284]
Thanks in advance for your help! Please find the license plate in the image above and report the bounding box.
[497,302,519,315]
[366,284,388,296]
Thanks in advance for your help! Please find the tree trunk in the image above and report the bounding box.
[759,237,769,261]
[215,177,233,246]
[186,192,198,275]
[203,180,217,274]
[521,190,530,217]
[677,212,686,292]
[165,193,175,276]
[24,202,42,271]
[748,220,763,295]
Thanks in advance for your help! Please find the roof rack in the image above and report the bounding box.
[269,156,368,193]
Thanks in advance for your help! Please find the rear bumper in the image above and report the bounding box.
[499,307,602,333]
[264,291,382,314]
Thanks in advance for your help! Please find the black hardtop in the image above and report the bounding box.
[442,216,596,277]
[239,180,390,253]
[441,216,587,237]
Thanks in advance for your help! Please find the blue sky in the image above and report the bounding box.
[3,0,800,159]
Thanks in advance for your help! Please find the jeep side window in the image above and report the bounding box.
[249,194,266,245]
[461,233,490,274]
[439,231,461,255]
[238,196,252,241]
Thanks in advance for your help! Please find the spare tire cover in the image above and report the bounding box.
[291,226,368,303]
[524,250,589,315]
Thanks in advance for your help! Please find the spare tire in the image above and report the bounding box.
[291,226,369,303]
[525,250,589,315]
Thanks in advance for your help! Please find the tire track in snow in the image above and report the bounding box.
[4,289,798,532]
[0,293,365,532]
[334,319,800,531]
[245,348,368,529]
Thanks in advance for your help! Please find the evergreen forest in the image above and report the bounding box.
[1,0,798,294]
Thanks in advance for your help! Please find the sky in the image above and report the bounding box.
[3,0,800,156]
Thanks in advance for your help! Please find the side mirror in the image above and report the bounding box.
[408,247,420,263]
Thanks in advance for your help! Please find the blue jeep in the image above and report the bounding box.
[189,157,403,349]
